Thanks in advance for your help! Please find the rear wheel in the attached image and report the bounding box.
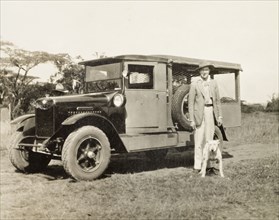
[8,132,51,173]
[62,126,111,181]
[171,84,193,131]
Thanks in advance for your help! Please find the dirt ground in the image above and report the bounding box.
[0,142,278,219]
[222,142,278,163]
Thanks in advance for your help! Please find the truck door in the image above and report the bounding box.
[124,62,168,133]
[213,71,241,127]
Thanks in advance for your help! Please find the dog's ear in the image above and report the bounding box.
[216,140,220,144]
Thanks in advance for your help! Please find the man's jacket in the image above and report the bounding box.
[188,79,222,127]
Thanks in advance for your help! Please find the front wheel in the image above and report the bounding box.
[8,132,51,173]
[62,126,111,181]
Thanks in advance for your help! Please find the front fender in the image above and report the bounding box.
[11,114,35,135]
[56,113,127,153]
[11,114,35,125]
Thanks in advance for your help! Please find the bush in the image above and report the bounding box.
[265,94,279,112]
[241,102,265,113]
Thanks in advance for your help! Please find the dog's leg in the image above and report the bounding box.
[217,150,224,177]
[200,144,209,177]
[200,158,207,177]
[219,160,224,177]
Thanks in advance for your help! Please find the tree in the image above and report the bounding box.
[50,56,85,93]
[0,40,69,118]
[0,69,15,107]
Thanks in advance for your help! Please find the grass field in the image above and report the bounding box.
[225,112,279,145]
[0,112,278,219]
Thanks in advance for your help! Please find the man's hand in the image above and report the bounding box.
[190,121,196,130]
[217,118,223,127]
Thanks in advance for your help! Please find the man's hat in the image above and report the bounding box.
[195,61,215,72]
[54,83,69,93]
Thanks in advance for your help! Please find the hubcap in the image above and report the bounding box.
[76,137,102,171]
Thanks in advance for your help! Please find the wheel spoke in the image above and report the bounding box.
[83,160,90,169]
[87,159,96,170]
[91,144,102,152]
[85,142,90,151]
[77,153,86,163]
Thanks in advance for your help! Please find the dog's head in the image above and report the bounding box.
[207,140,220,153]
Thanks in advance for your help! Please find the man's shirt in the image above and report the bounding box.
[200,77,212,105]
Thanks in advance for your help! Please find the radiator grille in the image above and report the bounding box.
[36,107,54,137]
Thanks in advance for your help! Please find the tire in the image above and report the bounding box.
[62,126,111,181]
[213,126,224,150]
[8,132,51,173]
[145,149,168,162]
[171,84,193,131]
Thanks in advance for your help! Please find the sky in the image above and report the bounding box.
[1,1,278,103]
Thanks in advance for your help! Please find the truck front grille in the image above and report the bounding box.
[36,107,54,137]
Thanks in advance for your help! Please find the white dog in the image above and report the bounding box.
[200,140,224,178]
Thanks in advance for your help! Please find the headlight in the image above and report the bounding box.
[113,94,125,107]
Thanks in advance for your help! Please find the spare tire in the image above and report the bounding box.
[171,84,193,131]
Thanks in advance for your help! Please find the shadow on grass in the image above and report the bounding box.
[106,151,192,175]
[106,148,234,175]
[40,148,233,181]
[41,164,69,181]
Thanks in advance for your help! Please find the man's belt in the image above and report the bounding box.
[205,104,213,107]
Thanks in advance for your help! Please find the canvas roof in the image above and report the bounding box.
[79,54,242,71]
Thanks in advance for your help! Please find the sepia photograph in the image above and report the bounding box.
[0,1,278,219]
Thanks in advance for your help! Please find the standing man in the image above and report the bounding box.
[188,61,223,172]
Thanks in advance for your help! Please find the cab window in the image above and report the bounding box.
[127,65,154,89]
[213,73,236,102]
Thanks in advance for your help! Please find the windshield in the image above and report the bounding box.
[85,63,122,92]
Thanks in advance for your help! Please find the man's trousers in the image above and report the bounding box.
[193,106,215,170]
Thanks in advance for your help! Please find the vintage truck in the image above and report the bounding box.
[8,55,242,181]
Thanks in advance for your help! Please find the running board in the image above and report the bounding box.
[120,131,192,153]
